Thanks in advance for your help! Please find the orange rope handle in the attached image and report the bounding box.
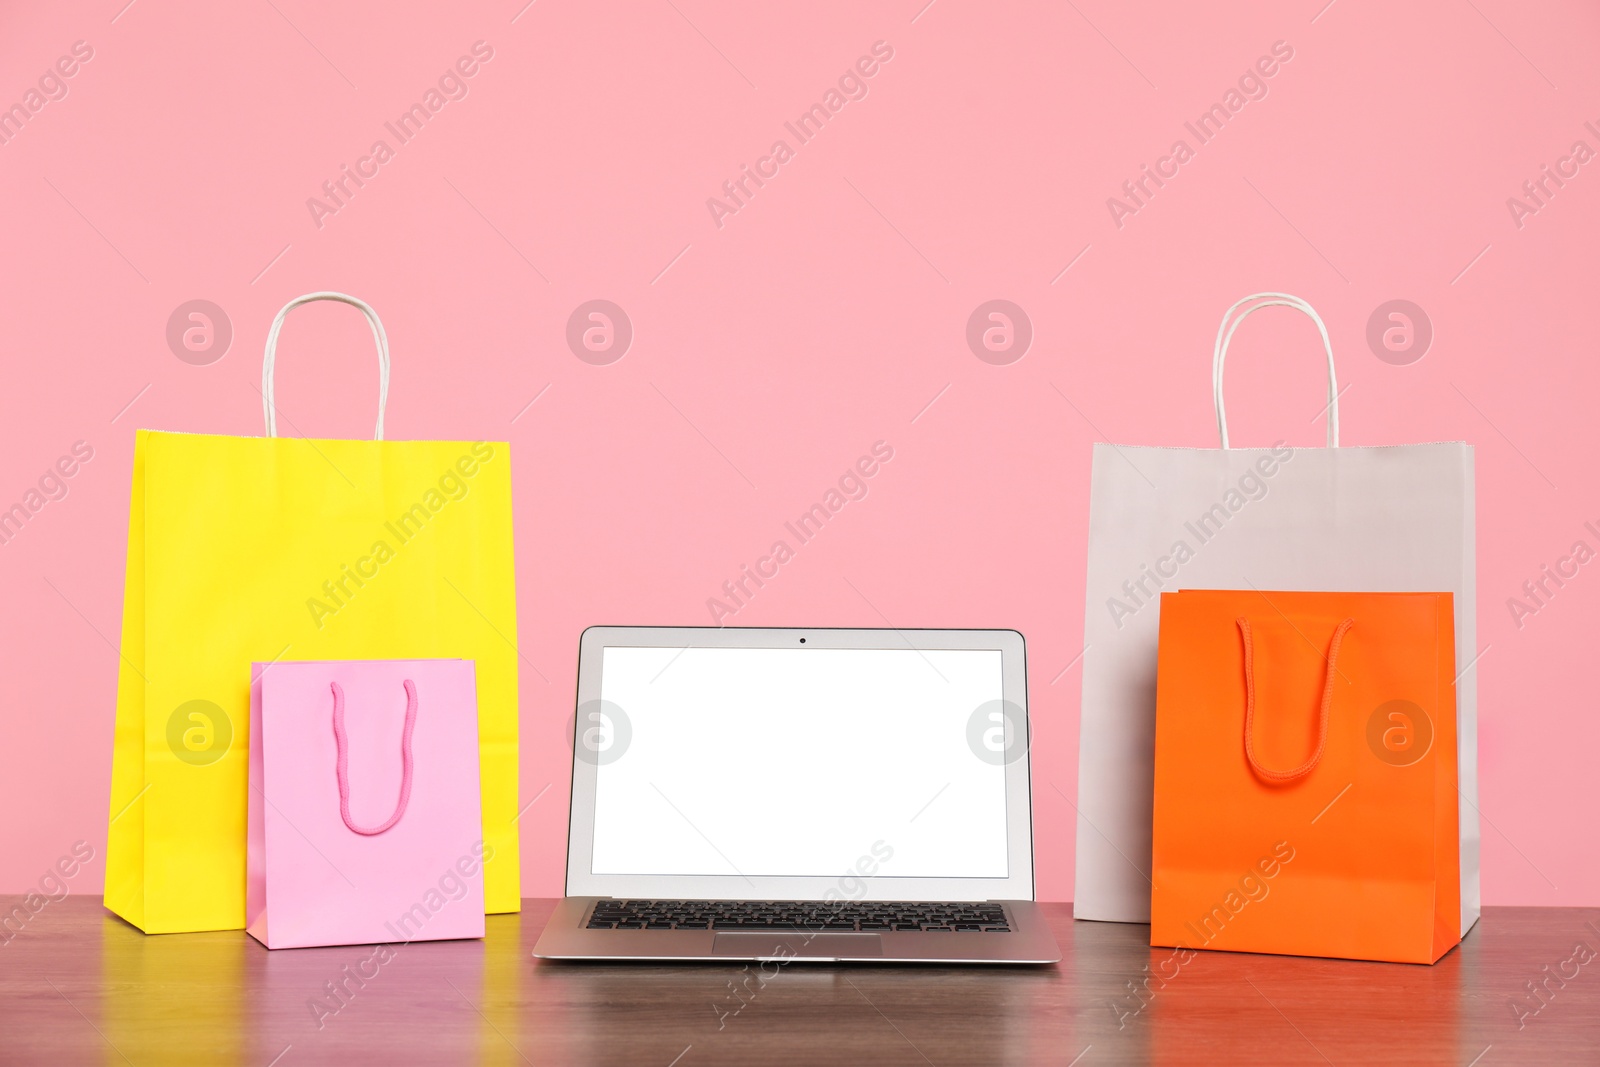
[1236,616,1354,784]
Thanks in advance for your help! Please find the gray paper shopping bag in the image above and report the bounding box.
[1072,293,1479,934]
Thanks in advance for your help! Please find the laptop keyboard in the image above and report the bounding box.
[586,900,1011,932]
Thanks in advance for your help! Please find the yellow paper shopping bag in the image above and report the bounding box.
[106,292,521,933]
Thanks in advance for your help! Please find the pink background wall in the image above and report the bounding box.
[2,0,1596,905]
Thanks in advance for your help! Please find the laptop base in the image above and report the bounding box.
[533,897,1061,963]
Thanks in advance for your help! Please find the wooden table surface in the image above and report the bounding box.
[2,898,1596,1065]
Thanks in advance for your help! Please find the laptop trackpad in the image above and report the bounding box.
[712,933,883,958]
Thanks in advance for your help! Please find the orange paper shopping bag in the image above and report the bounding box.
[1150,589,1460,964]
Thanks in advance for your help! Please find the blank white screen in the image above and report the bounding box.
[590,646,1009,879]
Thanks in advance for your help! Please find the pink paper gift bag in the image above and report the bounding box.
[247,659,487,949]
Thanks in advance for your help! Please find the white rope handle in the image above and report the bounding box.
[262,292,391,439]
[1212,292,1339,450]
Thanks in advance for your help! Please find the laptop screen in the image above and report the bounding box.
[588,645,1010,881]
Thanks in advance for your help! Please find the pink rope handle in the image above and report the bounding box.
[331,679,418,835]
[1237,617,1354,784]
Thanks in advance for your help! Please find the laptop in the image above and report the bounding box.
[533,626,1061,963]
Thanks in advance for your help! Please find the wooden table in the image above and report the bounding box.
[2,898,1595,1065]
